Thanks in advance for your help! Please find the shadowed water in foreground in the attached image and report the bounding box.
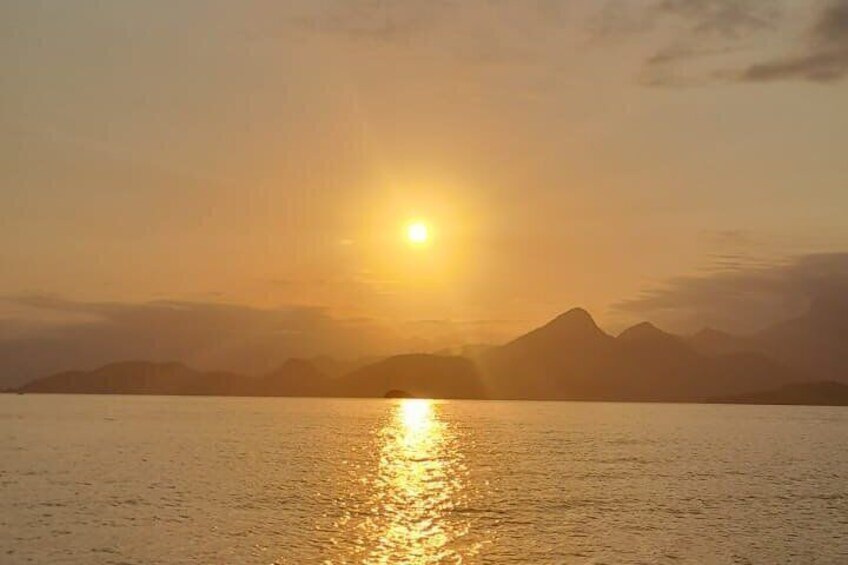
[1,395,846,564]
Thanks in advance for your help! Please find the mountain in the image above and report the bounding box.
[16,361,250,396]
[710,381,848,406]
[12,305,830,403]
[616,322,692,362]
[16,359,341,398]
[754,293,848,381]
[482,308,616,399]
[688,293,848,382]
[481,310,796,402]
[339,354,485,399]
[688,327,751,356]
[255,358,332,397]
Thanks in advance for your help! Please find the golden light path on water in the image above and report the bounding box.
[327,399,481,564]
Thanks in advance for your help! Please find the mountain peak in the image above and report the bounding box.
[515,307,608,343]
[500,307,610,353]
[547,307,599,331]
[618,321,669,342]
[693,327,734,340]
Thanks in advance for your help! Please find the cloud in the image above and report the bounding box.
[591,0,773,38]
[612,253,848,333]
[655,0,777,38]
[593,0,781,87]
[732,0,848,82]
[640,42,742,86]
[626,0,848,86]
[273,1,848,87]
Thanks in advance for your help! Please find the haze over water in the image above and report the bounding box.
[2,395,846,564]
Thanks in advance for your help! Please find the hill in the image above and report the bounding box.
[339,354,485,399]
[688,292,848,382]
[710,381,848,406]
[13,306,831,403]
[255,358,332,397]
[16,359,336,397]
[480,309,797,402]
[16,361,249,396]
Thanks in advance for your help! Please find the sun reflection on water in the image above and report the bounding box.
[317,398,472,565]
[320,399,481,564]
[399,399,433,434]
[365,399,461,564]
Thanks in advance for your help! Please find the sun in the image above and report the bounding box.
[406,221,429,244]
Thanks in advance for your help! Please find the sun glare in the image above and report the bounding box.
[399,398,433,432]
[406,221,429,245]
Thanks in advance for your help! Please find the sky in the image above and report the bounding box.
[1,0,847,374]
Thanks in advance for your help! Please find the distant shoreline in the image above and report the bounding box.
[7,308,848,407]
[5,388,847,407]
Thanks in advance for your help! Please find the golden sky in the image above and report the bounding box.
[2,0,848,346]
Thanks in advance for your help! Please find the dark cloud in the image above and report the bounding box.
[612,253,848,333]
[736,0,848,82]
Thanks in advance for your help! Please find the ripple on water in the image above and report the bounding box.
[0,396,846,564]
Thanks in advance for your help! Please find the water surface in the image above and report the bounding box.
[1,395,846,563]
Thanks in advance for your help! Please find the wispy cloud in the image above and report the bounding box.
[639,0,781,86]
[282,1,848,87]
[641,42,743,86]
[613,253,848,333]
[654,0,777,38]
[735,0,848,82]
[605,0,848,86]
[591,0,782,87]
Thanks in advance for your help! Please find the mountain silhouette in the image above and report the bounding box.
[710,380,848,406]
[16,361,247,396]
[339,354,485,399]
[755,292,848,381]
[688,291,848,381]
[481,310,797,402]
[11,306,836,404]
[482,308,616,399]
[688,327,750,356]
[256,358,331,397]
[383,389,414,398]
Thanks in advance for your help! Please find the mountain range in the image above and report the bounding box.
[478,309,800,402]
[10,305,847,404]
[687,292,848,382]
[710,381,848,406]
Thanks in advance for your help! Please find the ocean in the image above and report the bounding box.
[1,395,846,564]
